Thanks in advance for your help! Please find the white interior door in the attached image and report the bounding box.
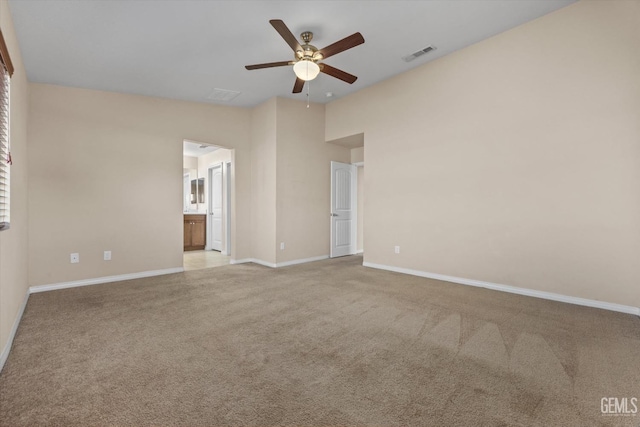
[209,164,223,251]
[330,161,357,258]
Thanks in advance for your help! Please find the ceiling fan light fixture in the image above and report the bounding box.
[293,60,320,81]
[246,20,364,94]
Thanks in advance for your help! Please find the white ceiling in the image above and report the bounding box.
[8,0,574,108]
[183,140,218,158]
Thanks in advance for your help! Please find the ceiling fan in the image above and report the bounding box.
[245,20,365,94]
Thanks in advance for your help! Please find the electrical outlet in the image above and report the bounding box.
[104,250,112,261]
[394,246,400,254]
[70,253,80,263]
[280,242,285,250]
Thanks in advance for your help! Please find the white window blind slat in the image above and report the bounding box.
[0,61,9,230]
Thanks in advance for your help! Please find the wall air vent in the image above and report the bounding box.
[402,45,437,63]
[206,88,241,102]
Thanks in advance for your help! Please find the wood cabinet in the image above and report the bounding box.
[184,214,206,251]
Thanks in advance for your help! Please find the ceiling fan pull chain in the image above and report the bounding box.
[307,80,310,108]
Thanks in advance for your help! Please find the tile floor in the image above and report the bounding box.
[183,250,230,271]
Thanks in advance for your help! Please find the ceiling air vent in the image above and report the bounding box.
[206,88,241,102]
[402,45,437,63]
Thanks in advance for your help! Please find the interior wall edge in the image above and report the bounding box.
[0,287,29,373]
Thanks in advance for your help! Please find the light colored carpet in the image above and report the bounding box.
[1,256,638,426]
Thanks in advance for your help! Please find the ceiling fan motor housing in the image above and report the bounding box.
[296,32,323,62]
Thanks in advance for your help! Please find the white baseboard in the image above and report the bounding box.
[230,255,329,269]
[230,258,275,268]
[363,262,640,316]
[276,255,329,268]
[248,259,277,268]
[356,250,364,255]
[29,267,184,294]
[0,288,30,373]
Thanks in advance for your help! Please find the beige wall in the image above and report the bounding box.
[0,0,29,360]
[25,85,349,286]
[250,98,277,264]
[275,98,350,264]
[325,1,640,307]
[28,84,252,286]
[351,147,364,164]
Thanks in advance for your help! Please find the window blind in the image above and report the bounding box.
[0,29,12,231]
[0,65,8,230]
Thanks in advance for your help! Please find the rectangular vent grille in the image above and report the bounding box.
[207,88,241,102]
[402,45,437,63]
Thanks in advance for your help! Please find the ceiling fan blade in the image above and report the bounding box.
[320,64,358,84]
[245,61,292,70]
[270,19,302,53]
[318,32,364,60]
[292,77,305,93]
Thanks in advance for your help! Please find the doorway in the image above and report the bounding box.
[182,140,233,270]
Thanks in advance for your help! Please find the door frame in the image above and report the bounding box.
[353,162,364,255]
[224,161,231,255]
[206,163,223,252]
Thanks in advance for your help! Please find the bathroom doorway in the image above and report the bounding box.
[182,140,233,271]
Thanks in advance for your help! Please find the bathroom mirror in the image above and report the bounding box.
[183,168,203,212]
[191,178,204,205]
